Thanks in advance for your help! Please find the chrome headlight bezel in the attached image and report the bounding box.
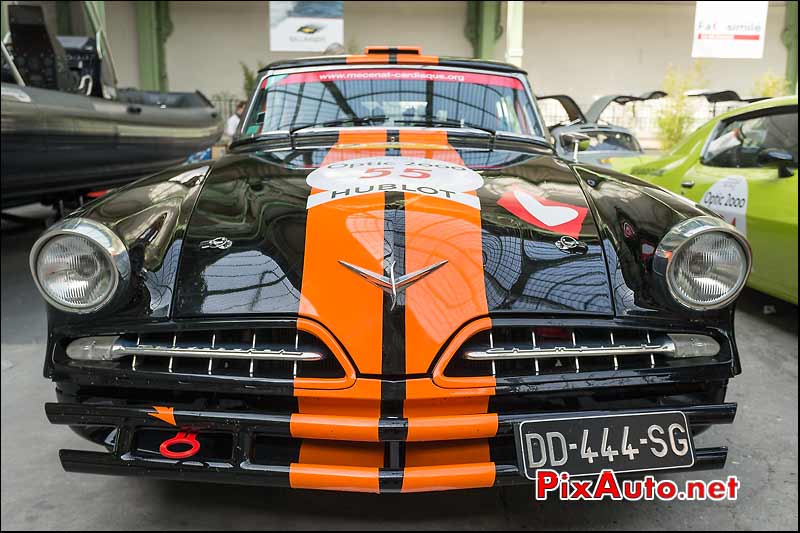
[653,216,751,311]
[29,218,130,314]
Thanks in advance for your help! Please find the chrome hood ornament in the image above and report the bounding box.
[339,259,448,310]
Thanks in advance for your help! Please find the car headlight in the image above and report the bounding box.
[654,216,751,310]
[29,218,130,313]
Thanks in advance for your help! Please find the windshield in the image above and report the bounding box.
[242,67,544,138]
[703,111,798,168]
[561,130,641,153]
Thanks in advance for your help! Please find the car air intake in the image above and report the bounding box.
[444,326,721,378]
[64,326,346,380]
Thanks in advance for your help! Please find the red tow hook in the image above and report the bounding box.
[160,431,201,459]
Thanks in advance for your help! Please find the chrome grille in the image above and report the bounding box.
[105,327,344,380]
[446,326,718,379]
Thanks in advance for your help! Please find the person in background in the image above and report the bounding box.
[224,100,247,142]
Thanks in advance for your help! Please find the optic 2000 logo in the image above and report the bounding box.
[306,156,484,209]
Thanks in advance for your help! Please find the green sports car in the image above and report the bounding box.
[629,96,798,304]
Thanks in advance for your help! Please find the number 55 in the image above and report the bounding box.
[400,168,431,179]
[362,167,392,179]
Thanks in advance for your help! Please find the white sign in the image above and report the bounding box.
[269,1,343,53]
[692,1,768,59]
[700,175,748,235]
[306,157,484,210]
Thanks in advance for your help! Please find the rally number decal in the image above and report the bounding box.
[306,156,484,209]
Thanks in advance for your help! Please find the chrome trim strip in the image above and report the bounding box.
[112,344,323,362]
[464,341,675,361]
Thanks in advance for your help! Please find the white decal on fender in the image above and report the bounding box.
[699,175,748,235]
[306,156,484,209]
[513,190,579,226]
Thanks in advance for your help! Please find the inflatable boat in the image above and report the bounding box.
[1,4,222,208]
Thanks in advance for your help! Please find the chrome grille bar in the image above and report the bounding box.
[464,339,674,361]
[115,343,323,362]
[67,327,346,381]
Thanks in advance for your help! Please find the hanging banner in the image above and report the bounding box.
[691,1,769,59]
[269,1,344,52]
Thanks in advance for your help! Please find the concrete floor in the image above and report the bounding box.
[2,213,797,530]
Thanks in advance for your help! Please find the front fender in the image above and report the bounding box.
[45,162,213,331]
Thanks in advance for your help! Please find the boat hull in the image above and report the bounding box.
[1,83,223,206]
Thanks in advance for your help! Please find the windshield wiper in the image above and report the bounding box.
[392,118,497,151]
[289,116,388,149]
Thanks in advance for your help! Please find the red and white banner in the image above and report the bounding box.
[691,1,768,59]
[275,69,524,89]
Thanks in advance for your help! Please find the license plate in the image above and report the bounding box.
[516,411,694,479]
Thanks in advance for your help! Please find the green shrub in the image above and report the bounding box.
[240,61,266,97]
[656,61,707,151]
[752,71,791,98]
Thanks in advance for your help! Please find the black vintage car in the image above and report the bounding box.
[31,47,750,493]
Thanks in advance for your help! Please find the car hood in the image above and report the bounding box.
[175,153,612,305]
[170,139,616,374]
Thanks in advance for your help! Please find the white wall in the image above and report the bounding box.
[501,1,789,107]
[102,0,791,105]
[105,0,139,88]
[164,0,472,99]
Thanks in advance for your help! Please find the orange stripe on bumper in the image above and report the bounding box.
[406,414,498,441]
[295,378,381,404]
[290,414,379,442]
[401,463,496,493]
[288,412,497,442]
[298,441,384,467]
[289,464,380,493]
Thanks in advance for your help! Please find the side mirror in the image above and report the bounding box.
[561,132,591,163]
[758,148,795,178]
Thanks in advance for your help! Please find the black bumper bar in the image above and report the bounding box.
[47,401,735,491]
[45,402,737,441]
[59,447,729,490]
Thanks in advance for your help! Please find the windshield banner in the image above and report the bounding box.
[275,69,523,89]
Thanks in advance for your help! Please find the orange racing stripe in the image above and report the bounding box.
[399,130,494,492]
[292,130,389,486]
[399,130,489,375]
[346,49,439,65]
[293,129,495,492]
[298,129,387,375]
